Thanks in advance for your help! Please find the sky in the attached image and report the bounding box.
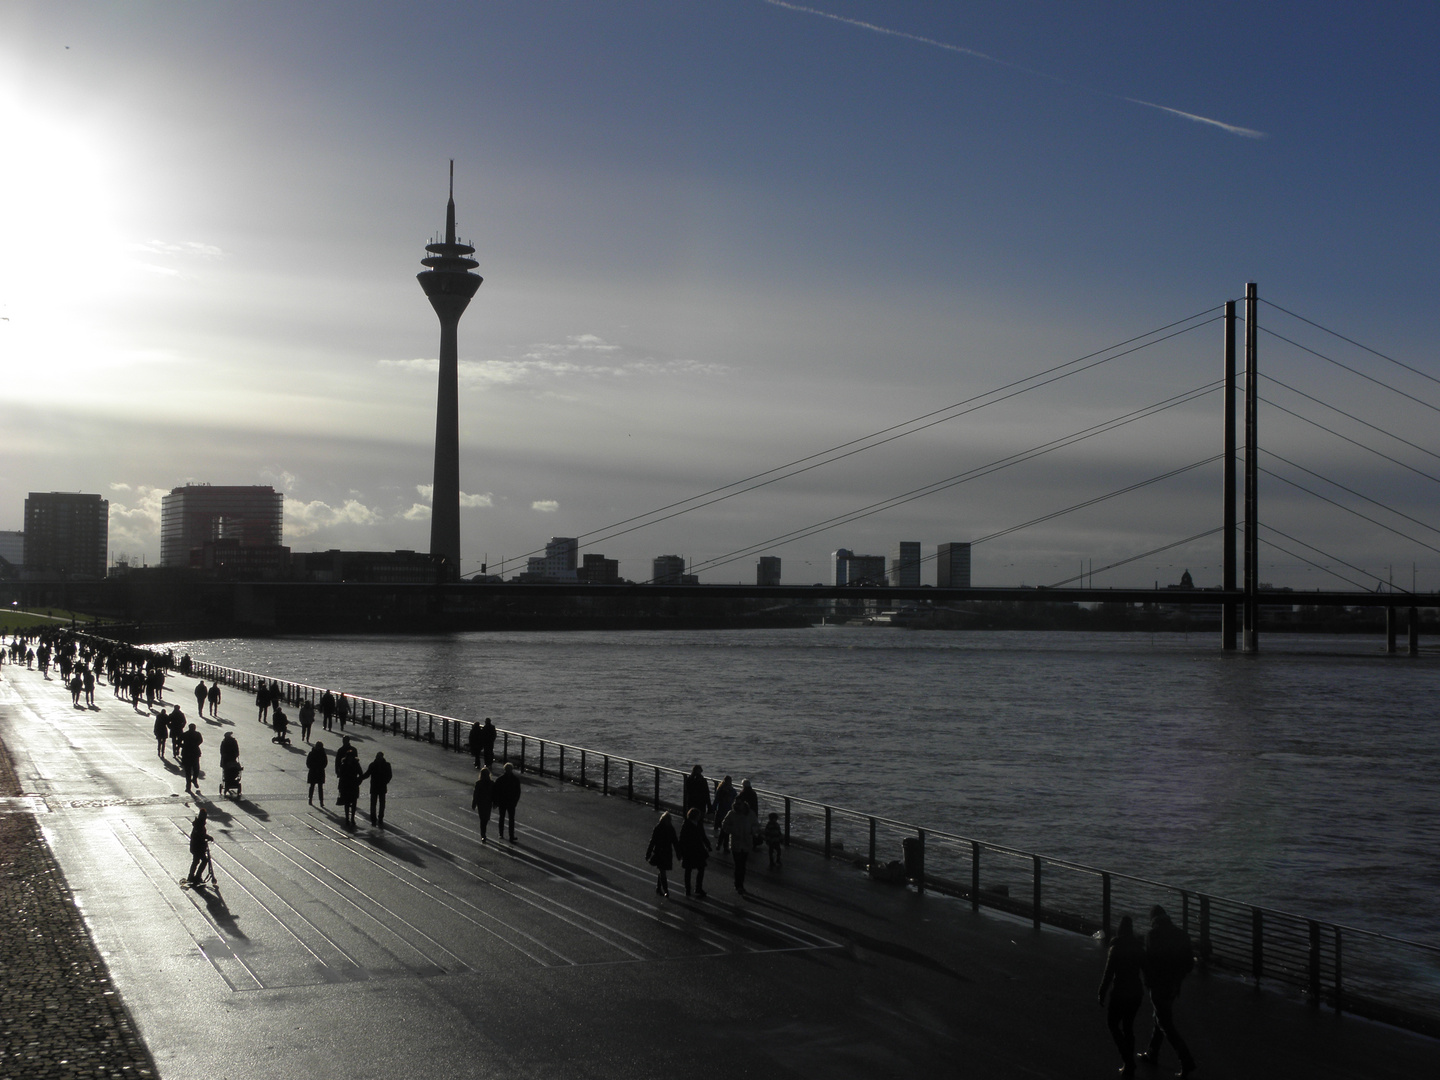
[2,1,1438,590]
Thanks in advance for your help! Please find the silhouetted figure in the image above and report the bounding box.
[683,764,712,821]
[219,733,242,798]
[207,681,221,717]
[255,685,270,724]
[186,807,213,885]
[713,775,736,851]
[480,717,496,768]
[720,799,758,895]
[472,767,495,841]
[362,752,392,827]
[763,812,783,867]
[1138,905,1197,1077]
[153,710,169,760]
[271,707,291,746]
[194,680,208,715]
[737,778,759,816]
[298,699,315,741]
[646,812,680,897]
[1099,915,1147,1077]
[337,693,350,731]
[306,741,328,807]
[678,807,711,898]
[320,690,336,731]
[335,735,359,779]
[181,723,203,793]
[337,749,362,826]
[493,762,520,841]
[168,708,186,760]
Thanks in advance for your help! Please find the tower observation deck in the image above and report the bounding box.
[417,161,482,579]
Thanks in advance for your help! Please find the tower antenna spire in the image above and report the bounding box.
[445,159,456,245]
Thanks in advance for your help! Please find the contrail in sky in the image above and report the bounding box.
[759,0,1267,140]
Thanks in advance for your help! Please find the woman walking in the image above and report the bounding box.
[471,767,494,842]
[719,797,759,895]
[713,775,736,851]
[336,747,362,826]
[306,740,328,807]
[1098,915,1147,1077]
[645,812,680,898]
[678,807,711,898]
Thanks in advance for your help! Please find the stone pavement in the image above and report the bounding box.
[0,738,157,1080]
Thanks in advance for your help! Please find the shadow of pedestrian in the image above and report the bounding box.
[232,798,269,821]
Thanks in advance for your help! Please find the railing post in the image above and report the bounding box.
[519,735,526,773]
[867,817,876,878]
[914,828,925,893]
[824,807,832,859]
[627,760,634,801]
[1334,929,1344,1014]
[971,842,980,912]
[559,744,565,783]
[1199,896,1212,963]
[603,755,609,796]
[539,741,545,777]
[783,797,791,845]
[653,766,660,808]
[1032,856,1042,930]
[1252,907,1264,984]
[503,731,510,760]
[1307,920,1321,1007]
[1182,891,1190,935]
[580,749,587,788]
[1102,873,1112,941]
[443,718,449,749]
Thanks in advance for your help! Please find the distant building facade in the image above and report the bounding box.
[0,530,23,579]
[294,549,441,583]
[160,485,283,567]
[524,536,579,581]
[577,553,620,584]
[888,541,921,588]
[757,556,781,586]
[652,554,686,585]
[23,492,108,580]
[937,542,972,588]
[833,548,887,587]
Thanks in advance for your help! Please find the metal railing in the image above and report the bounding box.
[184,656,1440,1037]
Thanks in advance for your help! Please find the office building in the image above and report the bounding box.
[0,531,23,578]
[577,553,620,584]
[888,541,921,588]
[652,555,686,585]
[160,485,283,567]
[937,542,972,589]
[757,556,781,586]
[23,492,108,580]
[833,548,887,587]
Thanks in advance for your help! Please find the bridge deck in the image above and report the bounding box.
[1,663,1436,1079]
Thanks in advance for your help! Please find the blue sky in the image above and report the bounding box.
[2,2,1438,588]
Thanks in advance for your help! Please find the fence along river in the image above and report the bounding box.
[174,631,1440,1040]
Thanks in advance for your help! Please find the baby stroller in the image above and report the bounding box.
[220,760,243,799]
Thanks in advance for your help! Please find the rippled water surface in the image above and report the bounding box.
[174,628,1440,942]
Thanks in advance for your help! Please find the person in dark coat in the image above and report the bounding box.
[1099,915,1147,1077]
[493,762,521,841]
[677,807,712,898]
[336,750,362,826]
[468,722,483,767]
[1139,905,1197,1076]
[713,775,736,851]
[320,690,336,731]
[335,735,359,778]
[336,693,350,731]
[306,741,328,807]
[180,724,203,793]
[362,752,392,827]
[683,764,712,821]
[153,710,170,760]
[480,717,497,768]
[471,767,495,841]
[193,680,208,715]
[255,685,270,724]
[206,681,221,717]
[186,807,213,885]
[646,812,680,897]
[736,778,759,815]
[167,708,186,760]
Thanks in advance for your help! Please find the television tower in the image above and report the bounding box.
[417,161,482,579]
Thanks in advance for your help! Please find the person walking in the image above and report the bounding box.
[206,681,221,717]
[336,748,362,826]
[719,797,759,895]
[362,752,392,827]
[180,723,204,794]
[646,812,681,898]
[737,778,759,815]
[167,707,186,760]
[472,766,495,841]
[152,709,169,760]
[320,690,336,732]
[256,684,270,725]
[1138,905,1197,1077]
[494,762,521,841]
[194,680,208,716]
[683,764,712,821]
[298,699,315,742]
[480,717,497,768]
[1099,915,1148,1077]
[335,735,359,779]
[713,775,736,851]
[336,693,350,731]
[468,722,483,768]
[306,741,328,807]
[678,806,711,898]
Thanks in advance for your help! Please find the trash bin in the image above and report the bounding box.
[902,835,925,884]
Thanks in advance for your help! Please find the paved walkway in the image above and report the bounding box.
[0,660,1436,1079]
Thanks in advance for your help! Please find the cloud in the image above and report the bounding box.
[261,468,298,492]
[416,483,433,501]
[129,239,225,258]
[109,482,131,491]
[285,496,382,538]
[107,485,167,558]
[531,500,559,513]
[459,491,493,508]
[759,0,1266,139]
[402,502,431,521]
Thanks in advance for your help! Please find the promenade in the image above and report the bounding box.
[1,659,1436,1079]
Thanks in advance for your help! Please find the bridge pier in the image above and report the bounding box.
[1409,607,1420,656]
[1386,607,1397,654]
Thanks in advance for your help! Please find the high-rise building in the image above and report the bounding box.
[0,530,23,577]
[160,485,283,567]
[23,492,108,580]
[889,541,922,588]
[417,161,483,580]
[937,542,972,588]
[757,556,781,586]
[652,554,686,585]
[577,553,620,584]
[833,548,887,587]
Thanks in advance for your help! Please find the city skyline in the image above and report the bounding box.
[3,3,1438,590]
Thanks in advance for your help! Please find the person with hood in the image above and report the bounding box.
[645,812,681,897]
[1139,905,1197,1077]
[719,795,759,895]
[306,740,328,807]
[362,752,393,827]
[471,767,495,842]
[336,747,363,826]
[683,764,712,821]
[1098,915,1147,1078]
[678,806,712,898]
[493,762,521,841]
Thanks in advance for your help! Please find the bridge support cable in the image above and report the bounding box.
[1046,527,1223,589]
[1244,283,1260,652]
[1258,525,1409,594]
[492,308,1225,572]
[1259,394,1440,485]
[1257,466,1440,559]
[1259,327,1440,415]
[679,380,1224,579]
[1261,450,1440,539]
[1260,297,1440,391]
